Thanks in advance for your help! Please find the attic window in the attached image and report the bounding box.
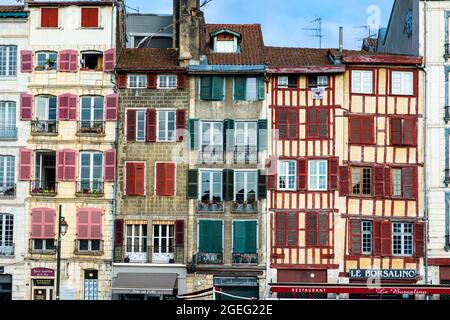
[213,32,238,53]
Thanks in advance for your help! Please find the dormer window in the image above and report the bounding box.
[211,29,240,53]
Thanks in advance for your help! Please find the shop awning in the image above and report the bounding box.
[112,273,177,295]
[269,283,450,295]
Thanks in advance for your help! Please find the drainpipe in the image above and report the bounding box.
[423,0,429,292]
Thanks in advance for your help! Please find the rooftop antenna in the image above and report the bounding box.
[303,18,324,49]
[201,0,214,7]
[353,25,377,44]
[124,0,139,13]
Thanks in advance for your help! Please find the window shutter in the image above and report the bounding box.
[77,208,90,240]
[362,117,374,144]
[176,109,187,142]
[349,116,360,144]
[404,118,417,146]
[211,220,223,252]
[20,50,33,73]
[245,221,258,253]
[257,119,268,152]
[276,109,288,139]
[402,167,415,199]
[338,166,350,196]
[31,208,44,238]
[68,94,78,121]
[105,94,118,121]
[147,74,157,89]
[187,169,198,199]
[297,159,307,191]
[58,50,70,72]
[318,214,328,246]
[223,169,234,201]
[384,167,392,197]
[373,220,381,256]
[212,76,224,100]
[266,157,277,191]
[177,74,187,89]
[175,220,185,247]
[114,219,124,246]
[125,163,135,195]
[318,109,329,138]
[306,213,318,246]
[390,118,402,145]
[349,220,362,255]
[234,77,246,100]
[20,93,33,120]
[275,213,286,247]
[233,221,246,253]
[223,119,235,152]
[63,149,77,181]
[117,74,127,89]
[19,148,32,181]
[414,222,425,258]
[288,110,298,139]
[146,108,157,142]
[258,77,265,100]
[200,76,212,100]
[56,149,64,181]
[69,50,79,73]
[57,94,69,120]
[258,169,267,200]
[104,149,116,182]
[374,166,385,197]
[198,220,210,252]
[189,119,200,150]
[43,208,56,239]
[166,163,176,195]
[126,109,136,142]
[328,158,339,190]
[380,221,392,257]
[90,209,102,240]
[134,163,146,195]
[155,163,166,196]
[41,8,58,28]
[103,48,116,72]
[81,8,99,28]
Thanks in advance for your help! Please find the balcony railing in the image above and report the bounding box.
[197,200,224,212]
[445,43,450,60]
[74,240,104,256]
[77,121,105,135]
[0,126,17,139]
[0,244,14,256]
[0,184,16,198]
[31,120,58,135]
[30,180,57,196]
[197,252,224,265]
[445,169,450,186]
[445,106,450,123]
[232,252,258,264]
[75,180,104,196]
[113,245,184,264]
[234,145,258,163]
[231,200,258,212]
[199,145,223,163]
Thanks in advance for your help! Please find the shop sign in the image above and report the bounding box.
[33,279,54,286]
[214,277,258,287]
[349,269,417,279]
[31,268,55,277]
[0,266,4,274]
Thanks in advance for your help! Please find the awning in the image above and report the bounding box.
[112,273,177,295]
[269,283,450,295]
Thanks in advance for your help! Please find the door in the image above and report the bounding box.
[152,224,174,263]
[125,224,147,262]
[33,287,53,300]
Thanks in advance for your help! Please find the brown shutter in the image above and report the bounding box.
[318,214,328,246]
[306,213,318,246]
[266,157,277,191]
[403,118,417,146]
[177,74,187,89]
[125,163,135,195]
[114,219,124,246]
[349,219,362,255]
[384,167,392,197]
[297,159,307,191]
[117,74,127,89]
[175,220,185,247]
[380,221,392,257]
[147,74,157,89]
[329,158,339,190]
[402,167,415,199]
[374,166,385,197]
[390,118,403,145]
[414,221,425,258]
[372,220,382,256]
[176,109,187,142]
[126,110,136,142]
[275,213,286,247]
[146,109,157,142]
[134,163,146,195]
[339,166,350,196]
[349,116,360,144]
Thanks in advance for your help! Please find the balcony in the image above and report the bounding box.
[197,252,224,265]
[77,121,105,136]
[231,200,258,213]
[113,245,184,264]
[198,145,223,164]
[0,184,16,198]
[232,252,258,265]
[0,244,14,256]
[234,145,258,164]
[445,43,450,61]
[75,180,104,197]
[0,127,17,139]
[74,240,104,256]
[197,200,224,212]
[31,120,58,136]
[30,180,57,196]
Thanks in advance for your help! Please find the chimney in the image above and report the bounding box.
[339,26,343,52]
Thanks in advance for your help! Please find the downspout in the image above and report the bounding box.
[423,0,429,290]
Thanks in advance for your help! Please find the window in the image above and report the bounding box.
[277,76,297,88]
[278,160,296,190]
[276,109,298,139]
[0,101,16,139]
[0,46,17,77]
[362,221,372,255]
[81,8,99,28]
[80,96,104,129]
[214,33,237,53]
[33,151,56,195]
[351,167,372,195]
[35,51,57,71]
[125,162,146,196]
[308,160,327,191]
[40,8,58,28]
[392,71,413,95]
[393,169,402,197]
[33,239,55,251]
[0,213,14,256]
[34,96,57,129]
[199,170,223,205]
[390,118,417,146]
[306,213,328,247]
[79,152,103,194]
[128,74,147,88]
[306,109,329,139]
[153,224,175,256]
[31,208,55,251]
[125,224,147,262]
[352,70,373,94]
[84,270,98,300]
[81,51,103,71]
[392,222,413,256]
[232,220,257,264]
[200,122,223,163]
[391,167,416,199]
[275,213,297,247]
[157,110,176,142]
[155,162,176,196]
[158,75,177,89]
[0,156,15,196]
[234,171,257,204]
[200,76,224,101]
[136,110,146,142]
[308,75,328,88]
[234,77,264,101]
[198,220,223,264]
[234,121,257,163]
[349,115,374,145]
[78,240,101,251]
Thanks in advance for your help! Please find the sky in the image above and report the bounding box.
[0,0,395,49]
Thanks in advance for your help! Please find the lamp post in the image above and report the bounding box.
[56,204,68,300]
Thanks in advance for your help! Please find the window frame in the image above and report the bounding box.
[308,160,328,191]
[32,239,55,251]
[125,223,148,256]
[278,160,297,191]
[78,239,101,252]
[152,223,175,254]
[35,51,58,71]
[157,75,177,89]
[0,155,15,190]
[80,95,104,122]
[35,95,57,121]
[0,45,17,77]
[79,151,104,191]
[135,110,146,142]
[277,76,298,89]
[351,70,374,94]
[128,74,147,89]
[351,166,372,196]
[156,110,176,142]
[233,170,258,203]
[80,51,103,71]
[0,213,14,254]
[198,169,223,203]
[275,108,298,140]
[308,75,329,88]
[391,70,414,96]
[392,222,414,257]
[0,101,16,137]
[361,220,373,255]
[392,168,402,198]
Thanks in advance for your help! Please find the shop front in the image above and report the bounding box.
[0,269,12,301]
[275,269,328,299]
[30,268,55,300]
[213,277,259,300]
[439,266,450,300]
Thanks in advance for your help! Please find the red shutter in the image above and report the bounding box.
[306,213,318,246]
[104,149,116,182]
[349,116,360,144]
[289,109,298,139]
[56,150,64,181]
[402,167,416,199]
[57,94,69,120]
[134,163,145,195]
[166,163,176,195]
[58,50,70,72]
[177,74,187,89]
[19,148,32,181]
[380,221,392,257]
[103,48,115,72]
[297,159,307,191]
[41,8,58,28]
[414,221,425,258]
[43,208,56,239]
[339,166,350,196]
[20,93,33,120]
[404,118,417,146]
[114,219,124,246]
[374,166,385,197]
[31,208,44,238]
[20,50,33,73]
[69,50,79,72]
[155,163,165,196]
[266,157,277,191]
[125,163,135,195]
[81,8,99,28]
[349,219,362,255]
[329,158,339,190]
[68,94,78,120]
[63,149,77,181]
[176,109,187,142]
[390,118,402,145]
[384,167,392,197]
[90,209,102,240]
[126,109,136,142]
[146,108,157,142]
[373,220,381,256]
[147,74,157,89]
[175,220,185,247]
[117,74,127,89]
[77,208,90,240]
[362,117,374,144]
[105,93,118,121]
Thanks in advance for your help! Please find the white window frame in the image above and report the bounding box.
[231,219,259,253]
[0,155,15,189]
[392,168,402,197]
[351,70,373,94]
[80,96,104,122]
[391,71,413,95]
[135,109,146,142]
[317,75,328,88]
[196,219,224,252]
[123,161,146,195]
[157,110,176,142]
[233,170,258,202]
[125,223,148,256]
[154,161,177,195]
[214,35,238,53]
[35,95,57,121]
[278,160,297,191]
[152,224,175,254]
[245,77,258,101]
[278,76,289,88]
[128,74,147,89]
[157,75,177,89]
[79,151,104,190]
[361,220,372,255]
[198,169,223,202]
[308,160,328,191]
[0,213,14,255]
[35,51,58,71]
[0,45,17,77]
[0,101,16,129]
[392,222,414,256]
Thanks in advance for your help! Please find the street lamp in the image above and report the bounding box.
[56,204,68,300]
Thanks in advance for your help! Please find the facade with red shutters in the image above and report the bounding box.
[18,0,118,300]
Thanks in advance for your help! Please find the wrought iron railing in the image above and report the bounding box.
[31,120,58,135]
[199,145,223,163]
[0,244,14,256]
[234,145,258,163]
[113,245,184,264]
[197,252,224,265]
[197,200,224,212]
[0,184,16,198]
[76,180,104,196]
[30,180,57,196]
[231,200,258,212]
[74,240,104,255]
[232,252,258,264]
[0,126,17,139]
[77,121,105,135]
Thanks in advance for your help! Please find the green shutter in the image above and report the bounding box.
[234,76,247,100]
[211,220,223,252]
[187,169,198,199]
[257,77,265,100]
[212,76,224,100]
[257,119,268,152]
[223,119,235,152]
[198,220,211,252]
[245,221,257,253]
[233,221,246,253]
[200,76,212,100]
[223,169,234,201]
[258,169,267,200]
[189,119,200,150]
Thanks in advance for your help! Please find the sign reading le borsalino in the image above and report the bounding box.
[349,269,417,279]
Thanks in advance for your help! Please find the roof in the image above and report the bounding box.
[0,5,28,18]
[204,24,265,66]
[0,6,25,12]
[117,48,185,72]
[329,49,423,65]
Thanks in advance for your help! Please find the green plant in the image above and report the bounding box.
[45,57,56,68]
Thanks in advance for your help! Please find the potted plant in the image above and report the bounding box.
[45,57,56,70]
[34,65,45,71]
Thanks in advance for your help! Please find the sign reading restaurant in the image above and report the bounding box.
[349,269,417,279]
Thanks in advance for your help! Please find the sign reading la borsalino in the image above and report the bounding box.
[349,269,417,279]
